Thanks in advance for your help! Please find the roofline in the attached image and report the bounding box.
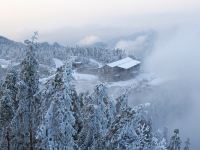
[105,57,141,69]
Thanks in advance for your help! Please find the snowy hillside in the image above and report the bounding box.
[0,35,189,150]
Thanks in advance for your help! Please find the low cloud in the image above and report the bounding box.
[142,24,200,149]
[115,33,155,60]
[115,35,147,54]
[78,35,101,46]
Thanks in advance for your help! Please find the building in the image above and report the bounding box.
[100,57,141,81]
[72,61,82,68]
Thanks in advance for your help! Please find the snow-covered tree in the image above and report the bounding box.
[136,119,152,149]
[116,90,128,115]
[20,32,39,96]
[0,68,18,135]
[0,89,14,135]
[153,137,167,150]
[78,104,103,149]
[163,127,169,145]
[104,107,138,149]
[65,60,83,138]
[37,65,76,150]
[152,128,168,150]
[104,103,153,150]
[86,84,107,131]
[2,68,18,111]
[90,83,114,134]
[71,87,83,139]
[167,129,181,150]
[183,138,190,150]
[106,97,116,127]
[78,83,116,149]
[1,33,40,150]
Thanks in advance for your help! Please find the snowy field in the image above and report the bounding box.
[0,59,11,68]
[53,58,64,68]
[74,71,99,93]
[0,59,20,68]
[89,58,103,68]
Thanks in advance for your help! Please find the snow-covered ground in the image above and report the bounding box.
[73,71,99,93]
[0,59,19,68]
[74,71,165,96]
[39,74,56,84]
[89,58,103,68]
[106,73,159,98]
[53,58,64,68]
[108,73,158,88]
[73,72,98,81]
[0,59,11,68]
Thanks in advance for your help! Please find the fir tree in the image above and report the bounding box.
[90,83,109,134]
[71,87,83,140]
[2,33,39,150]
[37,65,76,150]
[66,60,83,139]
[0,68,18,136]
[78,104,102,150]
[2,68,18,111]
[79,83,116,149]
[183,138,190,150]
[168,129,181,150]
[104,103,152,150]
[152,129,168,150]
[116,90,128,115]
[0,89,14,135]
[136,119,153,149]
[153,137,167,150]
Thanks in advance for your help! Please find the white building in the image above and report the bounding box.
[101,57,141,80]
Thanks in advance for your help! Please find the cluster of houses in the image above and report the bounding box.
[73,56,141,81]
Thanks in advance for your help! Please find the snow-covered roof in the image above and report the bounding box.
[107,57,140,69]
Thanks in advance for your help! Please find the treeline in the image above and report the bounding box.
[0,36,125,66]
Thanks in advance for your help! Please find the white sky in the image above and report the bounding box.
[0,0,200,40]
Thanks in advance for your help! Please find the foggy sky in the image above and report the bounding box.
[1,0,200,42]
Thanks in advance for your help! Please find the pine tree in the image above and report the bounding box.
[0,68,18,136]
[2,68,18,111]
[37,65,76,150]
[136,119,152,149]
[183,138,190,150]
[168,129,181,150]
[78,104,103,150]
[116,90,128,115]
[71,87,83,140]
[104,107,138,149]
[106,97,116,128]
[66,60,83,139]
[152,128,168,150]
[78,83,116,149]
[153,137,167,150]
[2,33,40,150]
[0,89,14,135]
[163,127,169,145]
[90,83,110,134]
[20,33,39,96]
[104,103,152,150]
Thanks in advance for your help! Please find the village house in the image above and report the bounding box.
[72,61,82,68]
[100,57,141,81]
